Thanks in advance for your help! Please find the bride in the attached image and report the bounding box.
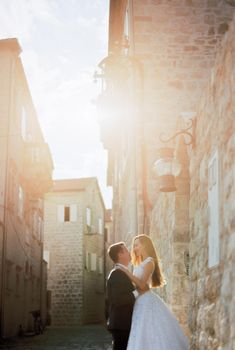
[118,234,189,350]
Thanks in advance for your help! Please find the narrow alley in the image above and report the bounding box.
[0,1,235,349]
[0,325,112,350]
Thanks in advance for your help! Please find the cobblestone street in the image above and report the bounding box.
[0,325,112,350]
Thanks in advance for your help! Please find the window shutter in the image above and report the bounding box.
[90,253,97,271]
[38,216,42,241]
[70,204,77,222]
[98,218,103,234]
[208,150,220,268]
[98,258,103,274]
[18,186,24,218]
[43,251,50,269]
[85,252,90,270]
[86,207,91,226]
[57,205,64,222]
[21,107,27,140]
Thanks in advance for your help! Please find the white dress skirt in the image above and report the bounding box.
[127,257,189,350]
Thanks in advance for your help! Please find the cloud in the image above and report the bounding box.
[0,0,60,42]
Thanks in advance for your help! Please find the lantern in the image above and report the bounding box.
[153,148,181,192]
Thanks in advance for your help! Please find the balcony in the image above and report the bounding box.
[22,142,54,198]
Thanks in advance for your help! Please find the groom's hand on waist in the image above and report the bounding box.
[137,285,149,295]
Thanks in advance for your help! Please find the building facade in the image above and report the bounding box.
[97,1,235,348]
[43,178,106,326]
[0,38,53,337]
[104,209,114,278]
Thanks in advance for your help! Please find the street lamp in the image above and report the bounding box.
[153,147,181,192]
[154,119,195,192]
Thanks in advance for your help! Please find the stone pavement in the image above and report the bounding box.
[0,325,113,350]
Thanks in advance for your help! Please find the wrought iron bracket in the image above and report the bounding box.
[159,118,196,148]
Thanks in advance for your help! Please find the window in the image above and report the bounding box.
[25,261,29,276]
[58,205,64,222]
[32,211,42,240]
[86,207,91,226]
[90,253,97,271]
[70,204,77,221]
[98,258,103,274]
[64,206,70,221]
[15,267,21,297]
[98,218,103,234]
[21,106,27,140]
[31,146,40,163]
[43,250,50,269]
[124,9,129,37]
[208,150,220,268]
[85,252,90,270]
[57,204,77,222]
[36,279,40,301]
[31,277,35,301]
[6,268,11,291]
[18,186,24,218]
[123,6,130,55]
[6,261,13,291]
[105,227,109,242]
[38,216,43,241]
[8,162,16,210]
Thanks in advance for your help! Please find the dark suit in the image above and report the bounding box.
[106,268,135,350]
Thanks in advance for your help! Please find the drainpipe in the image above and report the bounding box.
[129,0,152,234]
[129,0,138,238]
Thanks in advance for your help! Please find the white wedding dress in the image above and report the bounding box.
[127,257,189,350]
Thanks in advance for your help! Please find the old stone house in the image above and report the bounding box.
[97,1,235,349]
[0,38,53,337]
[43,178,106,326]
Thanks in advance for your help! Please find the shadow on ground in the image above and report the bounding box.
[0,325,112,350]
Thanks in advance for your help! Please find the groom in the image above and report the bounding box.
[106,242,139,350]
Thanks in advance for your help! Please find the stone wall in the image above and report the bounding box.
[44,180,105,326]
[105,0,235,339]
[44,192,84,326]
[41,260,48,326]
[113,0,235,246]
[189,15,235,350]
[150,138,190,333]
[82,181,105,324]
[131,0,235,331]
[105,211,114,279]
[83,234,105,323]
[134,0,234,122]
[0,39,49,337]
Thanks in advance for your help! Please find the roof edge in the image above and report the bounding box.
[0,38,22,55]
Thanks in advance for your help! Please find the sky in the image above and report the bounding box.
[0,0,112,208]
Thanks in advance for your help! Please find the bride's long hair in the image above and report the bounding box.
[132,234,165,288]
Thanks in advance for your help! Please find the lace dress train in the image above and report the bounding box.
[127,258,189,350]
